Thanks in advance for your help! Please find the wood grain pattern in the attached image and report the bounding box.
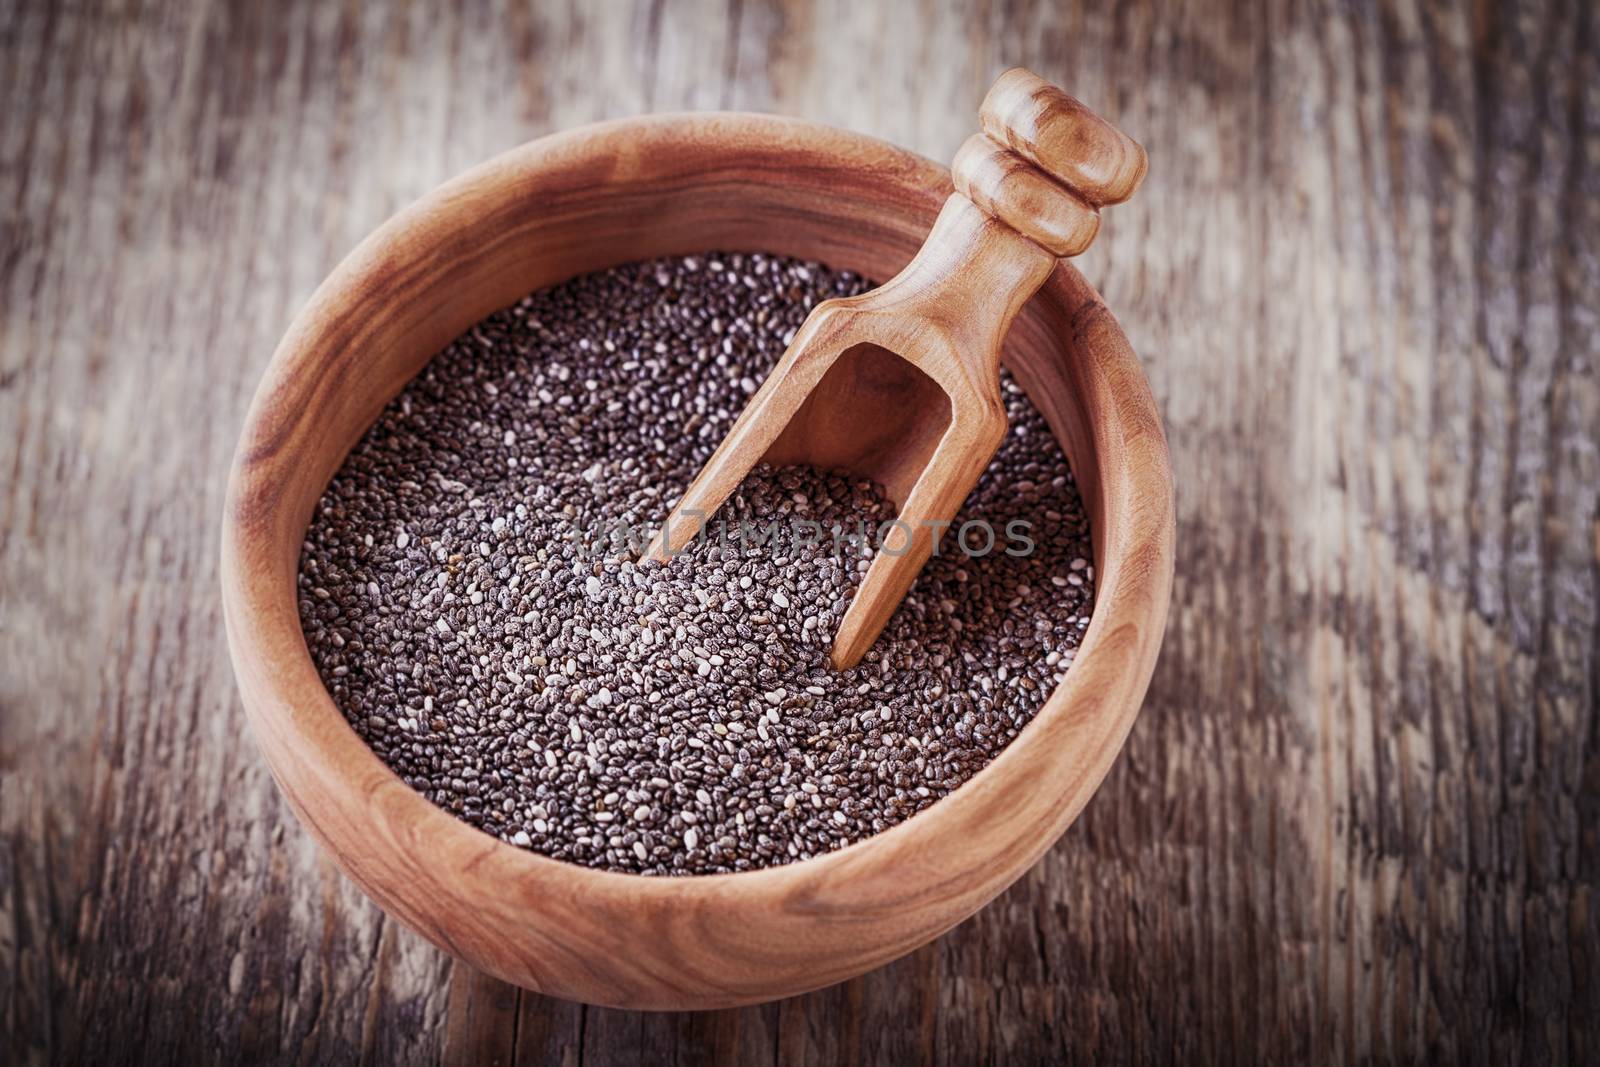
[2,0,1596,1062]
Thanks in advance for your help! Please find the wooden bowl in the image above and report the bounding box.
[221,113,1174,1011]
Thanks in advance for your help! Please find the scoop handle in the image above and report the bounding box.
[951,69,1146,257]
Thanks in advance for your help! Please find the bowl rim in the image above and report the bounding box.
[220,110,1173,1000]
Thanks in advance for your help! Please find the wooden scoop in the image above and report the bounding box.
[643,69,1146,669]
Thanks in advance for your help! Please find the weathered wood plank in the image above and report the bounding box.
[1,0,1594,1063]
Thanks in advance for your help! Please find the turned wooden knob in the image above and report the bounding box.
[952,68,1147,256]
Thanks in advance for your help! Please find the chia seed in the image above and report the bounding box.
[297,252,1096,875]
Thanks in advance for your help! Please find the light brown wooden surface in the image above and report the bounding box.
[3,0,1597,1063]
[647,72,1146,669]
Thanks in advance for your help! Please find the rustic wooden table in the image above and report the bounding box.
[3,1,1595,1063]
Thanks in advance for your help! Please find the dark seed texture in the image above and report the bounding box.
[297,253,1095,875]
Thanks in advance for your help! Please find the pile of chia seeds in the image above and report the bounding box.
[297,252,1095,875]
